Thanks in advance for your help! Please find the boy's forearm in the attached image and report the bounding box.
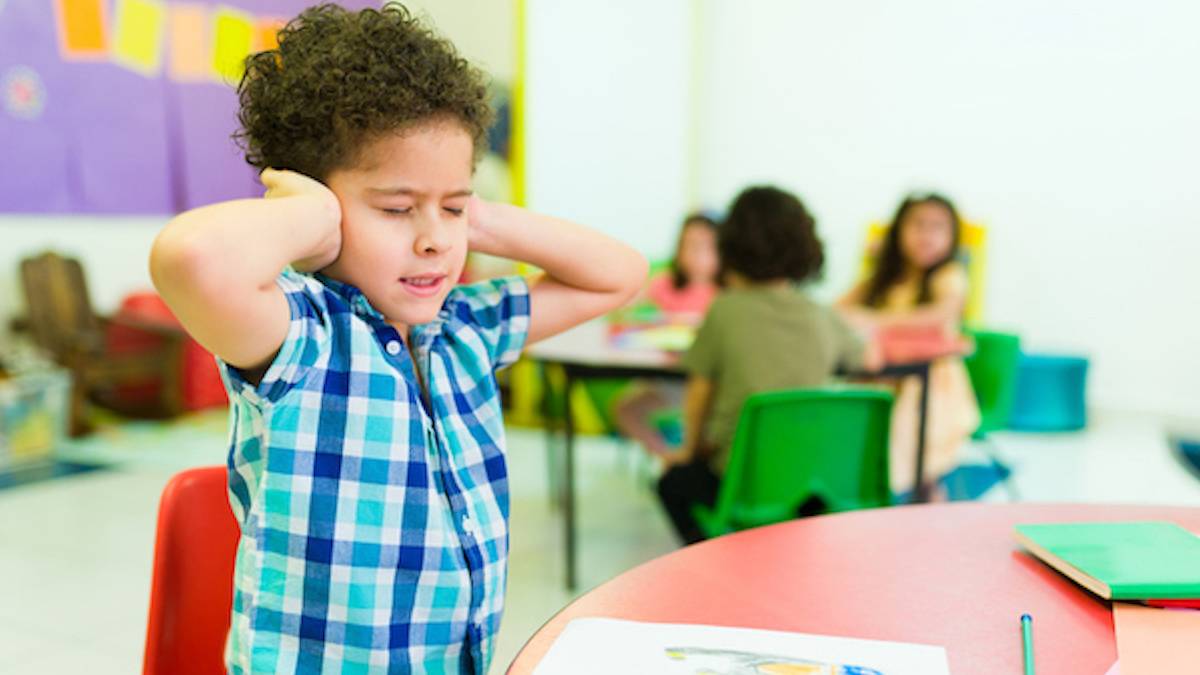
[477,203,645,295]
[152,194,339,295]
[677,376,715,463]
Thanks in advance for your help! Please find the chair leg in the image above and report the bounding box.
[541,363,564,510]
[979,435,1020,501]
[67,376,92,437]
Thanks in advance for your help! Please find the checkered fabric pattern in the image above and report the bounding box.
[218,269,530,674]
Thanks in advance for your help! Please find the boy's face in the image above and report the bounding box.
[323,121,474,334]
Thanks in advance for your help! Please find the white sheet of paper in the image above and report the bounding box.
[533,618,951,675]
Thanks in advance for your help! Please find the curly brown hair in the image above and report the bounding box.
[234,2,494,181]
[718,186,825,283]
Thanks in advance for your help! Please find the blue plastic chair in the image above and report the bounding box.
[1009,354,1089,431]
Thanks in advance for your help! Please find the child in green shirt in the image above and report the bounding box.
[657,186,878,544]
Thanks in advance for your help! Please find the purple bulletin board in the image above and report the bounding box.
[0,0,376,215]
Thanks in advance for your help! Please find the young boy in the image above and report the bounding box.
[657,186,878,545]
[150,5,646,673]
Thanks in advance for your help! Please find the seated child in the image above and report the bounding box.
[836,193,980,496]
[657,186,877,545]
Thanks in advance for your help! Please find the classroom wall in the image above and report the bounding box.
[405,0,515,82]
[522,0,693,260]
[5,1,1196,421]
[0,0,518,332]
[693,0,1200,419]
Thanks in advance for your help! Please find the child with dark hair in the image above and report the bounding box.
[657,186,876,545]
[150,4,646,672]
[648,213,720,318]
[837,193,979,496]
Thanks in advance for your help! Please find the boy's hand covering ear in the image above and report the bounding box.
[260,168,343,273]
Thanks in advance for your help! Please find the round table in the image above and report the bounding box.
[507,503,1200,674]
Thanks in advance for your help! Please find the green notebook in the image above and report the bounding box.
[1014,521,1200,600]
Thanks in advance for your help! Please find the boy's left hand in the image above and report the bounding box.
[466,195,505,258]
[460,197,648,345]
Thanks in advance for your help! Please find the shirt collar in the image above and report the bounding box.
[314,272,382,321]
[314,272,451,343]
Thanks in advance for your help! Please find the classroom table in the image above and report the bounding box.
[507,502,1200,674]
[526,320,958,591]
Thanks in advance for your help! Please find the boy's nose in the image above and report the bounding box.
[415,224,453,255]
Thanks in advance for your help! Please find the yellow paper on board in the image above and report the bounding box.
[112,0,167,76]
[212,7,255,84]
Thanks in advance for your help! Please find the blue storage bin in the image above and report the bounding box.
[1008,354,1089,432]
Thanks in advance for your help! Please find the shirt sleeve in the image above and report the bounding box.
[445,275,532,372]
[680,299,723,379]
[930,263,970,304]
[218,268,332,405]
[645,272,673,309]
[828,307,866,371]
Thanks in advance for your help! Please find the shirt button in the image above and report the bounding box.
[385,340,401,355]
[462,516,476,535]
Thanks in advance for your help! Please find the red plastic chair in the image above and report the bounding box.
[143,466,239,675]
[108,292,229,411]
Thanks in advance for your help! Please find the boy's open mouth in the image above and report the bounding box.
[399,274,447,297]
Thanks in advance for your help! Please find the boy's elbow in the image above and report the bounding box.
[618,250,650,302]
[149,222,220,299]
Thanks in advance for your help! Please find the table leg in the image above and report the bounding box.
[911,363,932,503]
[563,367,578,592]
[541,363,562,510]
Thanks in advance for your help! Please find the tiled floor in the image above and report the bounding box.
[1,409,1198,673]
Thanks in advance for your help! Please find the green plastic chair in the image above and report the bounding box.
[693,387,894,538]
[961,329,1021,499]
[963,330,1022,438]
[579,378,633,433]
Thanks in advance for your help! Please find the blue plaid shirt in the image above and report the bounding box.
[218,269,530,674]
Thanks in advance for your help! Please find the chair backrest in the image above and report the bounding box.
[144,466,239,675]
[713,388,894,530]
[963,330,1022,436]
[19,252,100,360]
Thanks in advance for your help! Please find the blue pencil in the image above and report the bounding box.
[1021,613,1036,675]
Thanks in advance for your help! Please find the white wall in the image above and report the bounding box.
[523,0,693,259]
[0,215,164,326]
[405,0,515,82]
[695,0,1200,418]
[7,2,1197,420]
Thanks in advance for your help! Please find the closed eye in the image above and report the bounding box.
[444,208,465,216]
[381,207,412,216]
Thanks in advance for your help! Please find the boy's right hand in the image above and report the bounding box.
[260,168,343,272]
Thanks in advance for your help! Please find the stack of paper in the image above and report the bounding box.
[534,618,950,675]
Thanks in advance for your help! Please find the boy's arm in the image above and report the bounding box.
[149,169,341,371]
[667,375,716,467]
[467,198,648,344]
